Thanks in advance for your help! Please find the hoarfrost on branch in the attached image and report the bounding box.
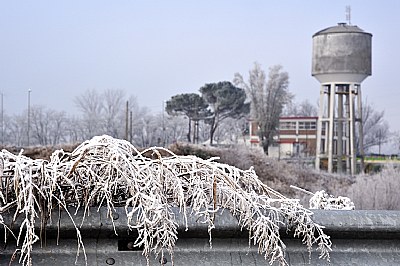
[0,135,331,265]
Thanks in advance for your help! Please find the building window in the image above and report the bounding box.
[299,121,316,130]
[280,121,296,130]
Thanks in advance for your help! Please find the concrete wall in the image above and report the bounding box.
[1,208,400,265]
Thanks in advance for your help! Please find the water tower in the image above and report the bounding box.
[312,23,372,174]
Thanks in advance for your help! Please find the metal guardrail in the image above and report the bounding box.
[1,208,400,265]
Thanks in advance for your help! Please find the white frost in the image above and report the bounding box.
[309,190,355,210]
[0,135,332,266]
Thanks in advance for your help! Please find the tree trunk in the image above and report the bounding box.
[187,118,192,143]
[260,129,270,155]
[262,139,269,155]
[209,118,216,145]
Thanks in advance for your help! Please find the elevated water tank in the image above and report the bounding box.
[312,23,372,83]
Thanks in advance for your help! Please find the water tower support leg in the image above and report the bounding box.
[337,90,344,173]
[346,89,351,174]
[357,86,365,173]
[315,85,325,171]
[349,84,356,175]
[327,83,336,173]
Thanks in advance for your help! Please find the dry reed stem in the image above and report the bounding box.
[0,135,331,265]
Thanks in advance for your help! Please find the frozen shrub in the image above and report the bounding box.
[348,164,400,210]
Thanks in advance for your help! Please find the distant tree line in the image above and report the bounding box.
[0,63,393,155]
[0,86,250,148]
[1,89,165,147]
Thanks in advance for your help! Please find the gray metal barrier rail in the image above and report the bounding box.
[1,208,400,265]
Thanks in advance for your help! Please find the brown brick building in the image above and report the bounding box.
[248,117,318,158]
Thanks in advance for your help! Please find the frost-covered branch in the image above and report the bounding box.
[0,135,331,265]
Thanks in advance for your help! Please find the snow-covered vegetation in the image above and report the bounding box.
[170,143,353,203]
[349,164,400,210]
[170,142,400,210]
[308,190,355,210]
[0,135,332,266]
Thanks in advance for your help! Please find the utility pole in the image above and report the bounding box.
[125,101,129,141]
[162,101,166,146]
[27,89,31,146]
[129,110,133,143]
[1,92,3,145]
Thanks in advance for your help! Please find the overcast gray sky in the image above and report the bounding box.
[1,1,399,133]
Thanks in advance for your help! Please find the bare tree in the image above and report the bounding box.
[359,100,390,153]
[394,132,400,155]
[28,105,68,146]
[8,114,27,146]
[211,117,248,145]
[299,99,318,116]
[74,89,104,139]
[234,63,292,154]
[283,101,299,117]
[49,110,68,145]
[284,99,317,117]
[128,109,189,148]
[125,105,157,147]
[103,89,125,138]
[75,89,138,141]
[1,114,14,146]
[164,115,187,144]
[137,109,158,147]
[129,102,153,146]
[65,115,85,144]
[30,105,49,145]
